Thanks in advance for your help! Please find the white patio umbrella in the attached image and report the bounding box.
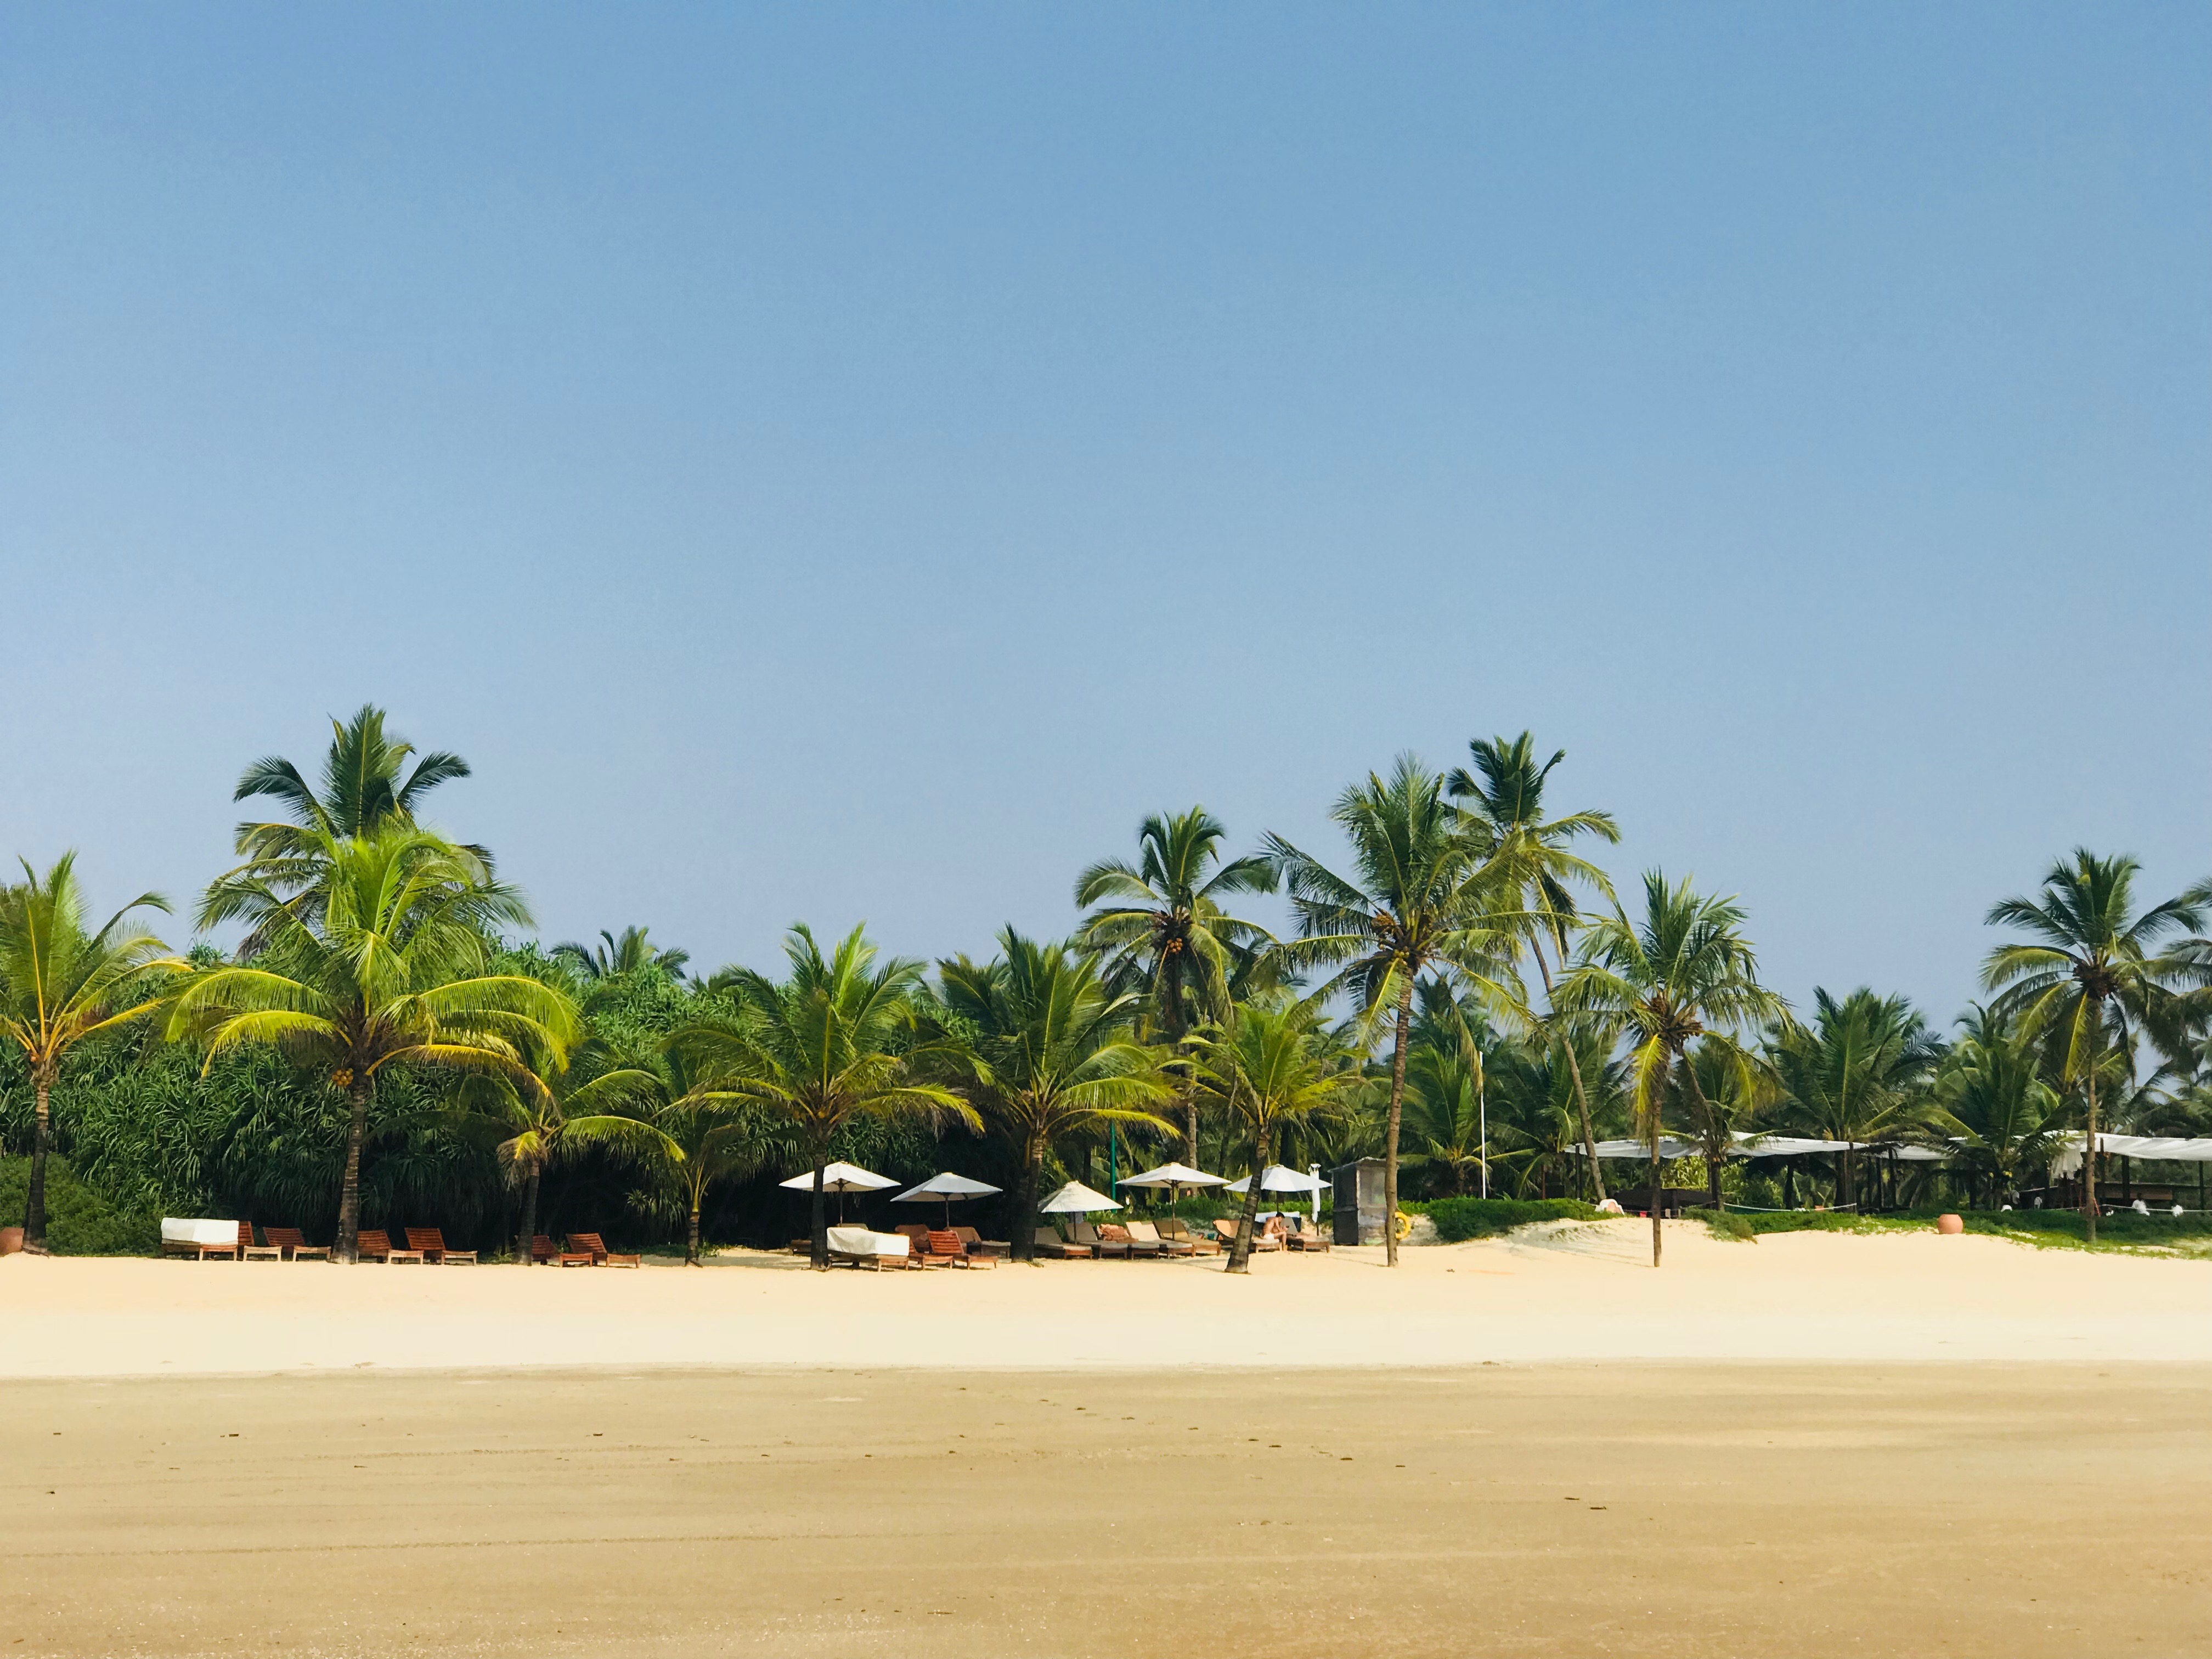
[891,1171,1004,1229]
[779,1161,898,1223]
[1114,1161,1228,1201]
[1224,1164,1328,1195]
[1036,1180,1123,1214]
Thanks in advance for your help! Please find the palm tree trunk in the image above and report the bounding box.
[2082,1057,2100,1243]
[336,1075,372,1264]
[1227,1117,1269,1275]
[808,1157,830,1269]
[517,1166,541,1265]
[1384,974,1413,1268]
[23,1073,52,1248]
[1841,1144,1857,1209]
[1011,1136,1045,1263]
[687,1190,703,1266]
[1560,1039,1607,1205]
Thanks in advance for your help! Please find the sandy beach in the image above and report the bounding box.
[6,1223,2209,1657]
[3,1218,2207,1378]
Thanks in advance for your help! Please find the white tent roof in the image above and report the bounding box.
[2051,1133,2212,1176]
[1582,1136,1704,1160]
[1115,1161,1228,1189]
[1733,1135,1857,1157]
[1226,1164,1327,1194]
[1037,1180,1123,1214]
[891,1171,1003,1203]
[779,1161,898,1194]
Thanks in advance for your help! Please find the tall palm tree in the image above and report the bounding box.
[667,924,972,1267]
[1672,1041,1771,1210]
[936,930,1173,1262]
[1983,850,2210,1240]
[1555,872,1784,1266]
[1400,1014,1490,1197]
[1766,988,1941,1209]
[1484,1033,1622,1200]
[1075,808,1275,1165]
[0,855,185,1246]
[174,825,580,1261]
[552,926,691,982]
[1186,995,1352,1272]
[1931,1004,2067,1210]
[1447,731,1621,1200]
[232,704,474,862]
[1264,755,1522,1266]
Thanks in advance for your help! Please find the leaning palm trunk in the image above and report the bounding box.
[1561,1041,1606,1205]
[1383,977,1413,1268]
[1648,1099,1663,1269]
[2081,1061,2100,1242]
[24,1074,53,1247]
[336,1076,373,1264]
[687,1195,703,1265]
[1226,1120,1270,1274]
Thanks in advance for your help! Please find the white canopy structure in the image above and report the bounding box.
[1224,1164,1326,1194]
[890,1171,1003,1228]
[2049,1135,2212,1177]
[1582,1136,1705,1161]
[1037,1180,1122,1215]
[1581,1135,1952,1163]
[1115,1161,1227,1192]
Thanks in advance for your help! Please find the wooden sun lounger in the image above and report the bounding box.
[532,1234,558,1265]
[355,1229,404,1263]
[1032,1226,1092,1260]
[1214,1218,1283,1252]
[926,1228,991,1267]
[1155,1217,1218,1254]
[1124,1219,1190,1257]
[567,1232,641,1268]
[241,1221,284,1262]
[1097,1222,1160,1259]
[1071,1220,1130,1260]
[405,1227,477,1265]
[261,1226,330,1262]
[1283,1217,1331,1252]
[952,1224,1010,1260]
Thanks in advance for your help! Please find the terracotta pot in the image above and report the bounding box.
[1936,1213,1964,1235]
[0,1226,23,1256]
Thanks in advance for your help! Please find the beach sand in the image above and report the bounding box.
[4,1222,2208,1656]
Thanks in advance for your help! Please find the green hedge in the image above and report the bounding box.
[0,1156,162,1255]
[1427,1197,1600,1241]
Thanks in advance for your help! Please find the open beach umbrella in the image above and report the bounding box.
[891,1171,1004,1230]
[1224,1164,1327,1195]
[1114,1161,1228,1201]
[779,1161,898,1223]
[1036,1180,1123,1214]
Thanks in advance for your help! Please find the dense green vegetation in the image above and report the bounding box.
[4,705,2209,1263]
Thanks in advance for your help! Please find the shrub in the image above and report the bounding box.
[1427,1197,1600,1242]
[0,1156,161,1254]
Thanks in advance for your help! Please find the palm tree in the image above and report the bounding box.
[174,825,580,1261]
[1486,1030,1626,1200]
[667,924,972,1267]
[936,930,1173,1261]
[1983,850,2211,1241]
[232,703,474,862]
[1555,872,1784,1266]
[1186,995,1352,1272]
[1265,755,1522,1266]
[1672,1041,1770,1210]
[1766,989,1942,1210]
[552,926,691,982]
[1075,808,1275,1165]
[1399,980,1497,1197]
[1931,1005,2067,1209]
[1447,731,1621,1201]
[0,855,186,1246]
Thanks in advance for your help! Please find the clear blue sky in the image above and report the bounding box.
[3,3,2205,1020]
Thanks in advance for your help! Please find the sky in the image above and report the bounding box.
[2,3,2205,1020]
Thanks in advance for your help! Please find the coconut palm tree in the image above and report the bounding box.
[1447,731,1621,1200]
[667,924,972,1267]
[232,704,475,863]
[1765,989,1941,1209]
[1671,1041,1773,1210]
[175,825,580,1261]
[935,929,1173,1262]
[1931,1004,2067,1209]
[1983,850,2211,1241]
[0,855,186,1246]
[1075,808,1275,1164]
[1485,1029,1626,1200]
[1554,872,1784,1266]
[1264,755,1523,1266]
[552,926,691,982]
[1186,994,1353,1271]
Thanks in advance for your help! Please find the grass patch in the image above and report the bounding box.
[0,1156,161,1255]
[1427,1197,1601,1242]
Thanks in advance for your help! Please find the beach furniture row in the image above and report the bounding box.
[159,1218,636,1265]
